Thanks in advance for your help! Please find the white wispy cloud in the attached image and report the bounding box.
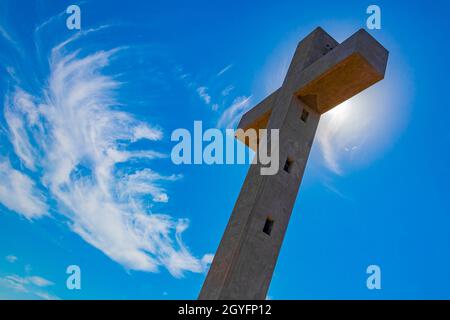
[217,96,252,129]
[3,90,40,170]
[26,276,54,287]
[177,66,234,112]
[0,159,48,219]
[0,24,18,47]
[0,275,53,290]
[34,291,60,300]
[197,86,211,105]
[0,275,28,292]
[0,274,58,300]
[1,30,211,276]
[117,169,181,204]
[201,254,214,266]
[5,255,18,263]
[216,64,233,77]
[221,85,234,96]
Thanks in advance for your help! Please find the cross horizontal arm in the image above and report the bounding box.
[235,88,280,149]
[238,89,279,130]
[295,29,389,114]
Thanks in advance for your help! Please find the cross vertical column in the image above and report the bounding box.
[199,28,337,300]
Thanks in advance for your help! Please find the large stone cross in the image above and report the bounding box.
[199,27,388,300]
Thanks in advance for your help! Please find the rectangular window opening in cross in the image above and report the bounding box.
[263,218,274,236]
[301,108,309,123]
[284,157,293,173]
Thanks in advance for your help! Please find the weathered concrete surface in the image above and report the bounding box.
[199,27,388,300]
[296,29,388,114]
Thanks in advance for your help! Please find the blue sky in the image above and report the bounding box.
[0,0,449,299]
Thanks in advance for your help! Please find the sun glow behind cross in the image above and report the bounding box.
[315,58,411,175]
[259,29,412,175]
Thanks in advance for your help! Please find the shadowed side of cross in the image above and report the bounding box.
[199,27,388,300]
[236,27,388,150]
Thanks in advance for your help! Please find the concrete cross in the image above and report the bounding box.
[199,27,388,300]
